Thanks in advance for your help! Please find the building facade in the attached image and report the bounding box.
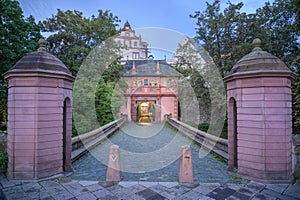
[119,59,179,122]
[114,21,148,60]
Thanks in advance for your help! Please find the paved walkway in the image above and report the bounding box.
[71,123,242,183]
[2,123,300,199]
[0,173,300,200]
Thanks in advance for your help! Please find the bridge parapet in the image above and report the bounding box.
[167,118,228,160]
[71,118,125,161]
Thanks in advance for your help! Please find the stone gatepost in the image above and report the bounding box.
[179,146,193,183]
[4,39,75,179]
[106,145,121,182]
[224,39,295,183]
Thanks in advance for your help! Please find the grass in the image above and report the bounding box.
[230,174,244,184]
[211,154,228,164]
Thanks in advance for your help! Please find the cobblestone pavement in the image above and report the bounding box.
[71,123,243,183]
[1,173,300,200]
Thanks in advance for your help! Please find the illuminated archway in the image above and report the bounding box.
[137,102,155,123]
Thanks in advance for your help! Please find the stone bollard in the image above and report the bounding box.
[106,145,121,182]
[179,146,194,183]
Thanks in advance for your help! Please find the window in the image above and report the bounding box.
[144,79,148,86]
[136,87,142,92]
[133,52,139,59]
[134,41,138,47]
[167,79,173,88]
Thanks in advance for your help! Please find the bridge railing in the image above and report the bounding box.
[167,118,228,160]
[71,118,125,162]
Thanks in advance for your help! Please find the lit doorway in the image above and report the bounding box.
[137,102,155,124]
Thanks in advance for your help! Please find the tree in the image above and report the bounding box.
[190,0,256,77]
[42,9,120,76]
[43,9,124,135]
[257,0,300,133]
[291,0,300,32]
[71,36,127,135]
[174,37,226,138]
[95,61,127,126]
[0,0,42,124]
[292,55,300,133]
[191,0,300,133]
[256,0,299,66]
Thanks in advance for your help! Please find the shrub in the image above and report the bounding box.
[0,139,7,171]
[198,122,209,132]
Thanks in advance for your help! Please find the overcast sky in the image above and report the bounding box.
[18,0,273,59]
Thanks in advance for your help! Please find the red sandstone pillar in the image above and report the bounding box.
[179,146,193,183]
[224,39,295,183]
[106,145,121,182]
[4,39,75,179]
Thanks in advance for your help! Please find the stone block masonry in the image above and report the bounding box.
[224,38,296,183]
[4,39,75,179]
[292,136,300,180]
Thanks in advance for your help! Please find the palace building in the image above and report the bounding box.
[114,21,148,60]
[114,21,180,123]
[119,59,180,122]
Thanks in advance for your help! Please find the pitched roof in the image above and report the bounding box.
[122,60,181,77]
[121,21,132,31]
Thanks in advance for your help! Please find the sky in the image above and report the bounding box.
[18,0,273,60]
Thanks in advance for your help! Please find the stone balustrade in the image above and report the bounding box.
[166,118,228,160]
[71,118,125,162]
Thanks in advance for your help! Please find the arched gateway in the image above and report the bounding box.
[119,60,180,122]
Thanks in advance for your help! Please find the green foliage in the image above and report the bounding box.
[230,174,243,184]
[191,0,300,76]
[95,63,127,126]
[0,0,42,124]
[292,55,300,134]
[185,121,198,129]
[211,154,227,164]
[0,139,7,171]
[176,66,212,121]
[72,118,78,137]
[292,0,300,32]
[256,0,299,66]
[198,122,228,139]
[43,9,123,134]
[198,122,209,132]
[191,0,300,132]
[42,9,120,76]
[72,47,127,134]
[95,80,124,126]
[174,38,226,136]
[190,0,254,77]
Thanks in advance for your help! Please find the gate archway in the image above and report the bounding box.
[137,102,155,124]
